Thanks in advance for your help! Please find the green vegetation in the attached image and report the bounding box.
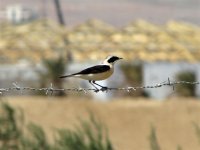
[176,71,196,97]
[0,103,22,150]
[121,63,146,97]
[193,122,200,145]
[2,101,200,150]
[0,103,113,150]
[121,63,142,83]
[149,125,161,150]
[177,145,182,150]
[39,56,67,96]
[54,115,113,150]
[20,123,50,150]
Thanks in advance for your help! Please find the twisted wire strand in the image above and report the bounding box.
[0,78,199,95]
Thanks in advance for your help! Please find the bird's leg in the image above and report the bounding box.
[89,80,99,92]
[92,81,108,91]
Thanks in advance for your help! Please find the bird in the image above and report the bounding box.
[59,55,122,92]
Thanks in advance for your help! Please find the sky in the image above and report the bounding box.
[0,0,200,26]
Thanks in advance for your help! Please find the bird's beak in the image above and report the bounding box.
[119,57,123,60]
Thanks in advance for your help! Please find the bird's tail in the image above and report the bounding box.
[59,73,78,78]
[59,75,72,78]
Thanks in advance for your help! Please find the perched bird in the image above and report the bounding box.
[59,56,122,91]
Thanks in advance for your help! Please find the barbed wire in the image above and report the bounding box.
[0,78,199,95]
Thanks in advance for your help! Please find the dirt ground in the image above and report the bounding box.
[2,96,200,150]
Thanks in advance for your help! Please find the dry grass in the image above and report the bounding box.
[2,96,200,150]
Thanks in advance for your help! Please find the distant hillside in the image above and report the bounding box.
[1,0,200,26]
[0,19,200,63]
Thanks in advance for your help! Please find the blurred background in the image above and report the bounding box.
[0,0,200,150]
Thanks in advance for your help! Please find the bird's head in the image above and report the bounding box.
[103,56,123,66]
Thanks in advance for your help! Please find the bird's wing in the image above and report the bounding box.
[59,65,110,78]
[77,65,110,74]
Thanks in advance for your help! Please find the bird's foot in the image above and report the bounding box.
[94,89,100,93]
[100,87,108,92]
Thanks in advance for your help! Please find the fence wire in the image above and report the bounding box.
[0,78,199,95]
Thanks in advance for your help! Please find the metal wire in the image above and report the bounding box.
[0,78,199,95]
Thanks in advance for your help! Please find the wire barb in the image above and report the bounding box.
[13,82,21,90]
[166,77,175,90]
[46,83,54,95]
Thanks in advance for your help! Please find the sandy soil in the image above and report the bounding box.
[2,96,200,150]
